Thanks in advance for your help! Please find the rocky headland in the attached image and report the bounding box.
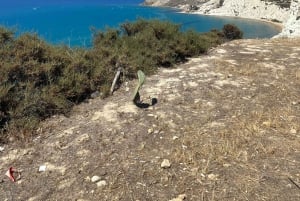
[144,0,300,38]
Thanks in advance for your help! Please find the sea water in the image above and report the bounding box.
[0,0,280,47]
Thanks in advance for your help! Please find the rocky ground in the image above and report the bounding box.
[0,38,300,200]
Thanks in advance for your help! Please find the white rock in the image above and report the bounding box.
[172,136,179,140]
[169,194,186,201]
[91,176,101,183]
[96,180,107,187]
[0,146,4,152]
[207,173,218,180]
[161,159,171,168]
[38,165,46,172]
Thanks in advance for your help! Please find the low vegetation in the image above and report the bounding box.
[262,0,291,9]
[0,19,242,142]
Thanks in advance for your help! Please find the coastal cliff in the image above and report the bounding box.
[144,0,300,38]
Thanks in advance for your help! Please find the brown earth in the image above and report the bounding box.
[0,38,300,201]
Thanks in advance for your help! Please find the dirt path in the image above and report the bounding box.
[1,38,300,201]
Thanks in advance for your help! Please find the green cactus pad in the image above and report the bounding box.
[132,70,145,101]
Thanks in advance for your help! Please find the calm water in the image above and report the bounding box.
[0,0,279,47]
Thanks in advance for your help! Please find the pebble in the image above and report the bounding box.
[290,129,297,134]
[161,159,171,168]
[91,176,101,183]
[227,74,233,78]
[262,121,271,127]
[148,128,153,134]
[169,194,186,201]
[96,180,107,187]
[0,146,4,152]
[38,165,47,172]
[172,136,179,140]
[207,173,218,180]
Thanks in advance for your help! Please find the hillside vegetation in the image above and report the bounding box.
[0,19,242,142]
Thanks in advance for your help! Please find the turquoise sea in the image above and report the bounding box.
[0,0,280,47]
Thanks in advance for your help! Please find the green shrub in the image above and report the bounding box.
[0,20,240,141]
[222,24,243,40]
[0,27,13,45]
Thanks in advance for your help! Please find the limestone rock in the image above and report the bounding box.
[169,194,186,201]
[96,180,107,187]
[91,176,101,183]
[161,159,171,168]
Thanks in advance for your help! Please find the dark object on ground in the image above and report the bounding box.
[133,94,158,109]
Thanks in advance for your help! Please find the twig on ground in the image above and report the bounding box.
[110,67,122,95]
[288,177,300,190]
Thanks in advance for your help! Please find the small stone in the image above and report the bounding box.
[91,176,101,183]
[207,173,218,180]
[262,121,271,127]
[0,146,4,152]
[169,194,186,201]
[172,136,179,140]
[96,180,107,187]
[161,159,171,168]
[8,136,15,142]
[290,129,297,134]
[148,128,153,134]
[38,165,46,172]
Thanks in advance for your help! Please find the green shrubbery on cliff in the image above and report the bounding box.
[0,19,242,141]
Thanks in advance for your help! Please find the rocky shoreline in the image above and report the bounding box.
[143,0,300,38]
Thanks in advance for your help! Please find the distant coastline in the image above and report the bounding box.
[143,0,300,38]
[179,10,284,33]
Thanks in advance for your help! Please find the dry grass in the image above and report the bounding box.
[0,38,299,201]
